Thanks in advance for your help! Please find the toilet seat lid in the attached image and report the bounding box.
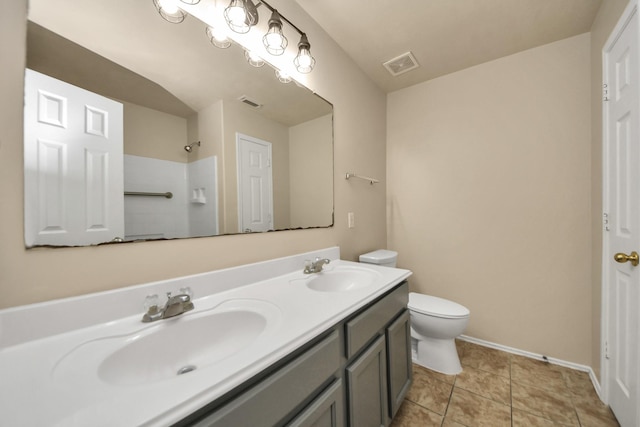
[408,292,470,319]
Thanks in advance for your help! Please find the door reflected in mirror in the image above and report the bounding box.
[24,0,333,247]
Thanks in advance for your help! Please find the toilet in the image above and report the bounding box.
[408,293,470,375]
[359,249,470,375]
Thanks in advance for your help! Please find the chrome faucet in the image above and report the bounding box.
[142,288,194,322]
[304,257,331,274]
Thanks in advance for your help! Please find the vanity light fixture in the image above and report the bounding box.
[152,0,315,74]
[206,26,232,49]
[153,0,200,24]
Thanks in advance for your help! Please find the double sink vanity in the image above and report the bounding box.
[0,247,413,426]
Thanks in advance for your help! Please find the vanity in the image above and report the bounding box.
[0,248,412,426]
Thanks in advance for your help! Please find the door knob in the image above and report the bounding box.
[614,251,639,266]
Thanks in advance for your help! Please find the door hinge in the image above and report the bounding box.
[603,83,610,102]
[603,212,610,231]
[605,341,610,360]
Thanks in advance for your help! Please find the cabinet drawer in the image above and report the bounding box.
[190,331,341,427]
[345,282,408,358]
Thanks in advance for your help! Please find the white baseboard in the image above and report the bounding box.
[458,335,603,401]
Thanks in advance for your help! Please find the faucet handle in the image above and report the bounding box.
[142,294,163,322]
[304,259,312,274]
[179,287,193,299]
[144,294,159,311]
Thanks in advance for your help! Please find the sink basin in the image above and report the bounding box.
[305,267,381,292]
[52,299,281,386]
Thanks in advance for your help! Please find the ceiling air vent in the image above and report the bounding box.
[238,95,262,109]
[383,52,419,77]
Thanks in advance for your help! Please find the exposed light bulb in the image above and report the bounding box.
[296,52,313,68]
[264,32,286,50]
[159,0,180,14]
[263,10,288,56]
[206,26,232,49]
[225,0,255,34]
[294,34,315,73]
[226,6,246,25]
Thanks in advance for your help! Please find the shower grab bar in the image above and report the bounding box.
[124,191,173,199]
[345,172,379,185]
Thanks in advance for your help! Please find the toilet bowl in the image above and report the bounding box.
[358,250,469,374]
[408,292,470,375]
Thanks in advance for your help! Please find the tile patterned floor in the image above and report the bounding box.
[391,340,620,427]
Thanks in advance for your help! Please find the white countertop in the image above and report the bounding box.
[0,248,411,426]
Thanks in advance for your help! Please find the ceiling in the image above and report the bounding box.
[295,0,603,93]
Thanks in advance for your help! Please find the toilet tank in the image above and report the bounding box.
[359,249,398,268]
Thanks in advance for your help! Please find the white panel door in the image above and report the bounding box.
[237,134,273,233]
[603,3,640,426]
[24,69,124,246]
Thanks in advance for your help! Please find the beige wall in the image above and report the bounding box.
[0,0,387,309]
[190,100,223,162]
[289,114,333,228]
[221,100,291,234]
[388,34,592,364]
[589,0,630,379]
[123,101,188,163]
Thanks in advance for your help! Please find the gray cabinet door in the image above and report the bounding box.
[346,335,388,427]
[288,379,344,427]
[386,310,412,418]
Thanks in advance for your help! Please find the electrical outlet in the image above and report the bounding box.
[348,212,355,228]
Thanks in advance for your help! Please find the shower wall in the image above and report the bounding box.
[123,155,217,240]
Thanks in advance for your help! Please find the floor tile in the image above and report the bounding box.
[442,418,467,426]
[511,355,569,395]
[455,339,466,359]
[446,387,511,427]
[390,400,443,427]
[562,368,593,395]
[394,343,619,427]
[406,365,454,415]
[511,382,579,426]
[454,365,510,405]
[570,384,617,426]
[414,362,456,385]
[512,409,562,426]
[575,406,620,427]
[459,342,510,378]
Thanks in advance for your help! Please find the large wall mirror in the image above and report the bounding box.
[24,0,333,248]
